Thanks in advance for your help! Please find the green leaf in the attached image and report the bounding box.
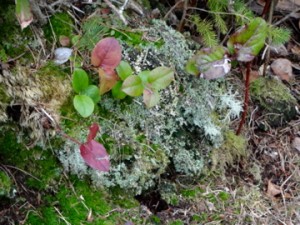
[138,70,150,84]
[269,26,291,46]
[143,88,160,108]
[116,61,133,80]
[122,75,144,97]
[227,17,267,62]
[72,69,89,93]
[193,46,231,79]
[71,35,80,45]
[185,56,199,75]
[112,81,127,99]
[82,85,100,103]
[148,67,174,90]
[73,95,94,118]
[15,0,33,30]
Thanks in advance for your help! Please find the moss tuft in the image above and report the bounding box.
[27,177,115,224]
[0,171,12,198]
[43,13,74,43]
[250,77,297,126]
[211,130,247,171]
[0,3,33,60]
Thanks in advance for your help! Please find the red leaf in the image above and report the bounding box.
[91,37,122,72]
[80,140,110,172]
[99,68,119,95]
[87,123,100,142]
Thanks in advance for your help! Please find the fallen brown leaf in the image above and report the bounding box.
[266,180,281,197]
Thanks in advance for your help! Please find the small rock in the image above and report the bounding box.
[54,47,72,65]
[270,58,293,81]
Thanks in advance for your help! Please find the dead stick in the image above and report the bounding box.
[103,0,128,25]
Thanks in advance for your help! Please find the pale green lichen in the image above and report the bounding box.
[57,19,243,194]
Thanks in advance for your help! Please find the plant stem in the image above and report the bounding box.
[236,61,251,135]
[178,0,188,32]
[56,128,81,146]
[262,0,276,76]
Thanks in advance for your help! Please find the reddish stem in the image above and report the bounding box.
[56,128,82,146]
[261,0,271,18]
[236,61,252,135]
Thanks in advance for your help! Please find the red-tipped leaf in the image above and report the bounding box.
[91,37,122,72]
[87,123,100,142]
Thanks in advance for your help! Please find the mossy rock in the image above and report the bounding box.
[250,77,297,127]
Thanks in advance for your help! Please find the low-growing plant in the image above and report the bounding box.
[58,123,110,172]
[15,0,33,30]
[113,61,174,108]
[186,17,268,134]
[72,68,100,117]
[91,37,174,108]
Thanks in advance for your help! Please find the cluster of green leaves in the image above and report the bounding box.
[112,61,174,108]
[186,17,268,78]
[189,0,290,47]
[72,69,100,117]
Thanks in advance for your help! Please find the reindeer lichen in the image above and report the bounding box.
[57,19,243,194]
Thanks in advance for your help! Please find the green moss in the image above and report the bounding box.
[36,61,69,78]
[181,187,204,198]
[250,77,297,126]
[26,207,58,225]
[0,171,12,198]
[149,215,162,224]
[137,0,151,9]
[169,220,184,225]
[110,186,140,208]
[27,177,115,224]
[44,13,74,43]
[0,128,62,190]
[78,15,109,51]
[0,84,11,103]
[211,130,247,171]
[0,47,8,61]
[0,2,33,59]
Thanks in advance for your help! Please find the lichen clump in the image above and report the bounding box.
[58,19,243,195]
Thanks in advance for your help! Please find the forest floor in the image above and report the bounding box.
[0,1,300,225]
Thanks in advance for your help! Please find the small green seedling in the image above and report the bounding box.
[91,37,174,108]
[186,17,268,134]
[186,17,268,79]
[72,68,100,117]
[113,61,174,108]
